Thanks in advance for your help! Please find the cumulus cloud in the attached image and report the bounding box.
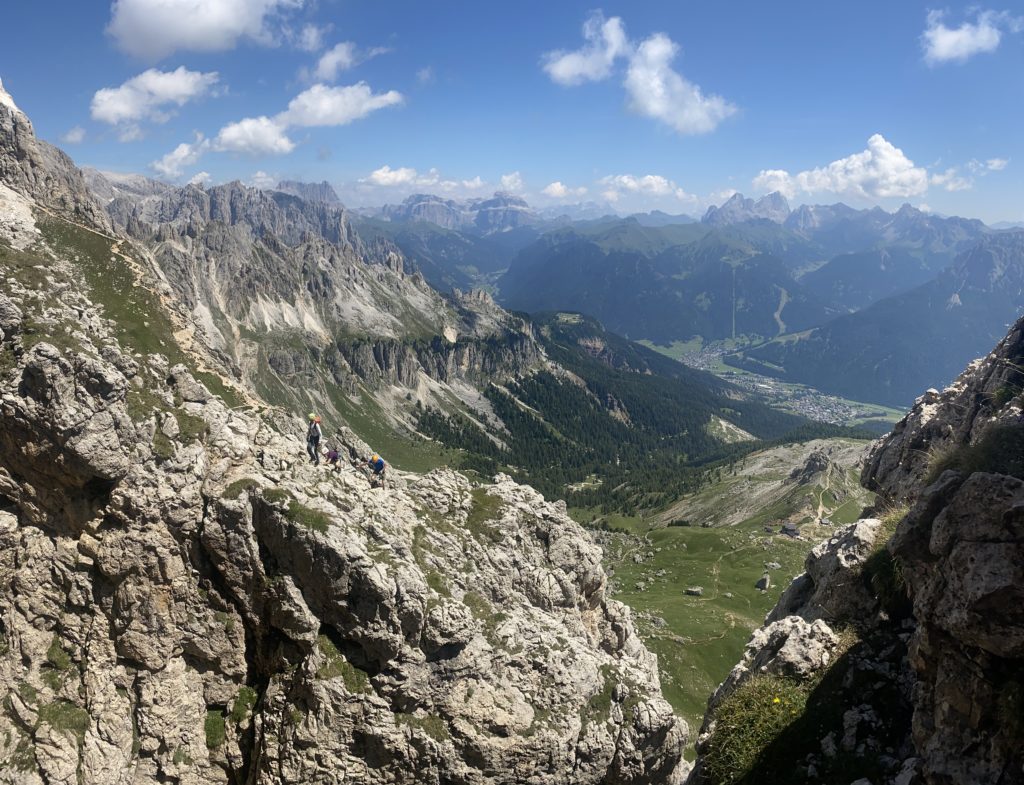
[542,11,629,85]
[753,135,930,200]
[280,82,403,126]
[921,9,1023,65]
[107,0,303,59]
[543,11,736,135]
[61,126,86,144]
[188,171,211,187]
[362,165,421,186]
[152,77,403,179]
[500,172,524,192]
[152,135,209,178]
[986,157,1009,171]
[598,173,695,205]
[214,116,295,155]
[358,166,488,193]
[624,33,736,135]
[542,181,588,199]
[91,67,219,137]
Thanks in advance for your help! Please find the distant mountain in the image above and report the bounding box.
[498,220,835,343]
[536,201,618,222]
[377,191,539,235]
[993,221,1024,230]
[703,192,791,226]
[799,248,937,311]
[351,216,523,292]
[629,209,697,227]
[274,179,341,206]
[728,232,1024,406]
[83,168,174,202]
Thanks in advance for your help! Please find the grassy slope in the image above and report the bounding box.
[584,438,875,753]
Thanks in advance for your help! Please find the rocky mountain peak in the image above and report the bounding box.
[0,76,109,230]
[702,191,791,226]
[274,179,342,206]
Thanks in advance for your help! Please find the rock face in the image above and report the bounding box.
[380,192,538,234]
[862,314,1024,504]
[0,78,110,231]
[701,192,790,226]
[274,179,342,206]
[0,337,689,783]
[690,315,1024,784]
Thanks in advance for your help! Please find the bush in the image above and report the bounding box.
[222,478,258,500]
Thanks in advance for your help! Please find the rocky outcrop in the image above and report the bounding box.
[0,330,689,783]
[274,180,342,206]
[862,314,1024,504]
[692,315,1024,785]
[702,192,790,226]
[0,78,109,231]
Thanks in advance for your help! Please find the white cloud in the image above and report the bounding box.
[753,135,930,200]
[624,33,736,135]
[151,135,209,178]
[598,173,697,208]
[500,172,524,192]
[188,171,211,187]
[279,83,403,126]
[416,66,435,84]
[91,67,219,133]
[249,171,277,188]
[462,175,485,189]
[312,42,358,81]
[750,169,795,199]
[214,116,295,155]
[542,181,588,199]
[930,167,972,192]
[107,0,302,59]
[986,157,1009,171]
[61,126,86,144]
[362,165,421,186]
[542,11,629,86]
[922,9,1023,65]
[297,23,328,52]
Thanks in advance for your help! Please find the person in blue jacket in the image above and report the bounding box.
[367,453,387,488]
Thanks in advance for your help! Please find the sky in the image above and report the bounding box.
[1,1,1022,222]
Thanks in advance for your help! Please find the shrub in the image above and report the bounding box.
[465,488,503,542]
[37,701,90,742]
[315,634,370,692]
[230,686,258,724]
[222,478,258,500]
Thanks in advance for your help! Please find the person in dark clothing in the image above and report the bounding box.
[306,413,322,465]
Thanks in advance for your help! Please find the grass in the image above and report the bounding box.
[465,487,503,542]
[222,478,259,500]
[316,634,371,692]
[394,712,450,743]
[174,409,209,443]
[259,487,331,532]
[860,504,911,619]
[204,710,226,748]
[925,423,1024,484]
[36,700,90,742]
[41,636,74,691]
[701,674,809,784]
[700,630,908,785]
[581,664,616,732]
[462,591,508,645]
[230,686,258,724]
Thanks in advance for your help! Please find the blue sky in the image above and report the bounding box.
[2,1,1022,221]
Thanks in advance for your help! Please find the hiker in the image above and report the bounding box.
[306,413,322,465]
[325,447,341,470]
[367,453,387,489]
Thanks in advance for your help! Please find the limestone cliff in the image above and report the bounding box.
[689,315,1024,785]
[0,292,688,784]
